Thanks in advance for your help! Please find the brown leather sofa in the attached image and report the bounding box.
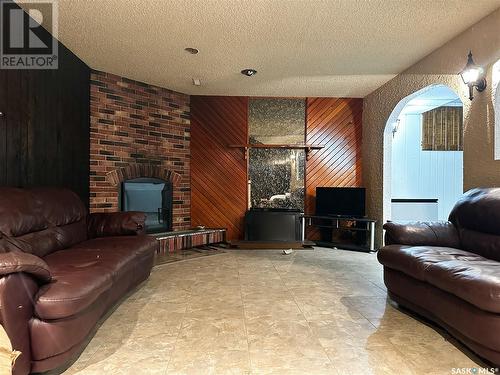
[0,187,157,375]
[378,188,500,366]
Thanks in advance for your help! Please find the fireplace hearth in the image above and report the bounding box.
[120,177,173,233]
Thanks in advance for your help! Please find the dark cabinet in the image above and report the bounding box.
[245,208,303,241]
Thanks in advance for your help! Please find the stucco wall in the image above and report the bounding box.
[362,8,500,246]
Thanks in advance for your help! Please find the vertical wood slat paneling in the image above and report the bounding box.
[0,31,90,204]
[0,70,5,183]
[191,96,248,241]
[305,98,363,239]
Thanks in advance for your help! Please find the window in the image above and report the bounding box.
[421,106,463,151]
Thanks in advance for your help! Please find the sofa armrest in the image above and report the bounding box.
[0,273,39,375]
[88,212,147,238]
[383,221,460,248]
[0,251,51,282]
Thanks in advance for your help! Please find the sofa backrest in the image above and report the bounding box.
[0,187,88,258]
[449,187,500,261]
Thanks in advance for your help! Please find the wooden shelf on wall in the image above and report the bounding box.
[228,144,324,160]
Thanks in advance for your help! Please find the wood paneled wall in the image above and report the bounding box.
[305,97,363,216]
[191,96,363,241]
[0,8,90,204]
[191,96,248,240]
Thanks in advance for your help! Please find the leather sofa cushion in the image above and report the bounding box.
[34,188,88,249]
[0,188,47,237]
[0,188,88,257]
[449,188,500,237]
[12,228,66,258]
[378,245,500,313]
[69,236,157,273]
[29,253,154,362]
[449,188,500,261]
[36,236,156,320]
[35,253,113,320]
[31,188,87,228]
[383,221,460,248]
[458,227,500,262]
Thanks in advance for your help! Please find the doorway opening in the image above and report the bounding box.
[384,85,463,223]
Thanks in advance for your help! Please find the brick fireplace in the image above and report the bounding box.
[90,71,190,231]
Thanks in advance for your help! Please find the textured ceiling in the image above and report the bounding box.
[48,0,500,97]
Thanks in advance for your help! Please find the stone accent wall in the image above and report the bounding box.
[90,70,190,230]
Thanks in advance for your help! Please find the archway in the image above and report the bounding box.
[383,84,464,227]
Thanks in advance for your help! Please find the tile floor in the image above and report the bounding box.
[155,247,225,265]
[64,248,479,375]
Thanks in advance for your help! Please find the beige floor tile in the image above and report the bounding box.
[240,288,289,300]
[243,298,304,320]
[187,294,243,311]
[64,248,482,375]
[307,317,380,348]
[179,317,246,335]
[173,334,248,352]
[295,300,366,322]
[175,318,248,351]
[324,344,415,375]
[395,338,478,374]
[245,317,320,352]
[166,349,251,375]
[341,296,391,319]
[249,347,336,375]
[183,307,245,321]
[189,282,241,295]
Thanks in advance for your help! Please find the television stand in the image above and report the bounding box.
[301,215,376,252]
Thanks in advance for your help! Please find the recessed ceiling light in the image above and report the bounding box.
[241,69,257,77]
[184,47,199,54]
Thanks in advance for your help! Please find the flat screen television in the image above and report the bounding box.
[315,187,366,218]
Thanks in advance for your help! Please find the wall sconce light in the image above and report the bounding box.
[392,119,400,138]
[459,51,487,100]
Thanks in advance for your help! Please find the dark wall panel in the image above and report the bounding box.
[0,9,90,204]
[0,70,5,183]
[191,96,248,241]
